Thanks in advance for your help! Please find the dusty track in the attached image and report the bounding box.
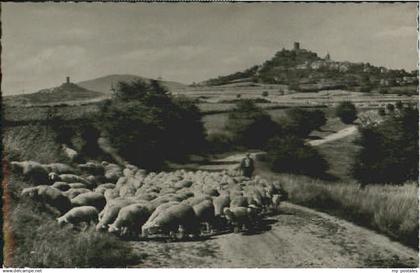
[131,202,418,268]
[129,126,417,268]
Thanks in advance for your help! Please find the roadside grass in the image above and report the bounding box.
[315,133,361,182]
[257,162,419,249]
[3,125,68,164]
[4,174,145,267]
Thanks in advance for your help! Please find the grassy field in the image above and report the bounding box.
[256,161,418,249]
[315,132,361,181]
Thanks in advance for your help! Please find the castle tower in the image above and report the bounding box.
[325,52,331,61]
[66,76,70,84]
[294,42,300,51]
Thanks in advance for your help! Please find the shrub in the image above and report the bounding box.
[386,103,395,113]
[280,108,326,137]
[262,91,269,97]
[99,80,206,170]
[352,107,419,185]
[225,100,280,149]
[395,100,404,110]
[206,133,234,153]
[378,108,386,116]
[335,101,357,124]
[265,135,329,178]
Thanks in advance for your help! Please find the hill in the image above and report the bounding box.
[203,42,417,94]
[77,74,187,94]
[4,74,188,106]
[3,82,104,106]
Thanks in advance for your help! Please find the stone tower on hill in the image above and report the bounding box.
[294,42,300,51]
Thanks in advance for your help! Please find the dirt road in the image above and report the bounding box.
[308,125,357,146]
[131,202,418,268]
[129,125,417,268]
[199,125,358,172]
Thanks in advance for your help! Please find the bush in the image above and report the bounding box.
[386,103,395,113]
[352,107,419,185]
[262,91,269,97]
[265,135,329,178]
[378,108,386,116]
[335,101,357,124]
[206,133,234,153]
[395,100,404,110]
[99,80,206,170]
[225,100,280,149]
[280,108,326,137]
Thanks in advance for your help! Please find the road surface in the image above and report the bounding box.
[131,202,418,268]
[201,125,358,171]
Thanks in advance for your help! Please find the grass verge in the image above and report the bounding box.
[260,170,418,249]
[3,172,146,267]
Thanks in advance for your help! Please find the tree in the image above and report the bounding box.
[262,91,269,97]
[395,100,404,110]
[335,101,357,124]
[280,108,326,137]
[265,135,329,178]
[386,103,395,113]
[99,80,206,170]
[378,108,386,116]
[225,100,280,149]
[352,107,419,185]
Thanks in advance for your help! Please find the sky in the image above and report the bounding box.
[2,2,418,95]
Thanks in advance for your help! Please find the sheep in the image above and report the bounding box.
[78,162,104,176]
[68,183,89,189]
[71,192,106,211]
[183,195,212,206]
[102,162,123,183]
[94,183,116,195]
[51,181,71,191]
[11,161,49,184]
[135,193,158,202]
[21,185,71,214]
[119,184,136,198]
[192,199,216,233]
[104,189,119,202]
[62,144,79,162]
[51,174,93,188]
[271,194,282,210]
[63,188,91,199]
[223,207,256,233]
[212,194,230,216]
[142,203,201,240]
[230,195,248,208]
[44,163,76,175]
[57,206,98,227]
[203,187,220,197]
[85,175,105,187]
[96,198,136,231]
[108,203,152,237]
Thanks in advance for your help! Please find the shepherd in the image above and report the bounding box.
[240,153,254,178]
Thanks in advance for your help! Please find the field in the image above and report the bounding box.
[3,84,418,267]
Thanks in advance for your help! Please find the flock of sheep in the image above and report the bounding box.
[11,159,287,240]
